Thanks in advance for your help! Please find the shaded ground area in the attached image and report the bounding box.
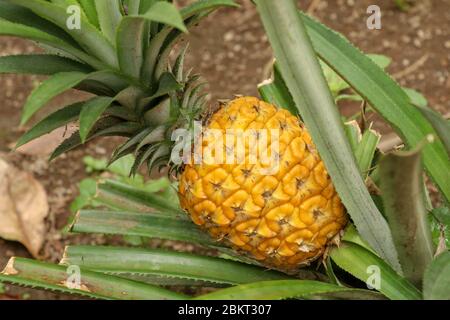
[0,0,448,299]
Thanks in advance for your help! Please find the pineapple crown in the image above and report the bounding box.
[0,0,238,174]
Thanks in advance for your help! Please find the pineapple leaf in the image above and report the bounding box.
[258,64,297,116]
[141,27,172,84]
[330,242,422,300]
[0,0,78,45]
[416,106,450,157]
[49,117,128,161]
[97,179,185,216]
[139,72,182,110]
[195,280,378,300]
[95,0,123,45]
[140,1,187,33]
[78,0,100,28]
[403,87,428,108]
[343,121,361,154]
[180,0,239,19]
[61,245,291,286]
[423,251,450,300]
[16,101,83,148]
[20,71,88,125]
[70,209,215,246]
[379,146,434,287]
[0,18,105,68]
[0,257,186,300]
[124,0,141,16]
[116,17,146,78]
[0,54,93,74]
[138,0,158,14]
[79,97,115,142]
[354,128,381,179]
[300,12,450,203]
[7,0,118,67]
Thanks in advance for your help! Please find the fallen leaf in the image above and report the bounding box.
[9,124,78,156]
[0,158,49,257]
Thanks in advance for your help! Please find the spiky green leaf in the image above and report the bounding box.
[330,242,422,300]
[0,54,92,75]
[16,101,83,148]
[195,280,379,300]
[61,245,291,286]
[79,97,115,142]
[0,257,186,300]
[21,71,88,125]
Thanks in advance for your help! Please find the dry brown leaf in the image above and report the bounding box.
[0,158,49,257]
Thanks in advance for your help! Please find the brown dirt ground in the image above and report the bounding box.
[0,0,449,299]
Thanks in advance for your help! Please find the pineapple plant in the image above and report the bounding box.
[0,0,348,272]
[0,0,448,300]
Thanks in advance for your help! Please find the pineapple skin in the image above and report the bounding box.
[178,97,347,271]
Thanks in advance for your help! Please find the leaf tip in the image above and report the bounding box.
[2,258,18,276]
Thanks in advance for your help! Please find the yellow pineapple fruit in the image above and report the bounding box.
[179,97,347,271]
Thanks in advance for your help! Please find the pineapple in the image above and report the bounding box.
[179,97,347,270]
[0,0,347,271]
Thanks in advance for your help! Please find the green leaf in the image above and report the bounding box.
[16,101,83,148]
[70,210,214,246]
[255,0,400,272]
[367,54,392,69]
[78,0,99,28]
[300,12,450,203]
[355,128,381,178]
[330,242,422,300]
[0,18,104,69]
[432,207,450,226]
[61,246,290,286]
[49,117,133,161]
[139,72,182,110]
[195,280,377,300]
[342,223,375,253]
[97,179,184,216]
[116,17,146,78]
[7,0,118,67]
[403,87,428,108]
[0,257,186,300]
[138,0,158,14]
[180,0,239,19]
[423,251,450,300]
[0,1,77,44]
[0,54,92,75]
[20,71,88,125]
[95,0,123,45]
[343,121,361,153]
[258,65,297,115]
[379,147,434,287]
[319,60,349,97]
[416,106,450,157]
[140,2,187,32]
[79,97,115,142]
[69,178,98,213]
[124,0,141,15]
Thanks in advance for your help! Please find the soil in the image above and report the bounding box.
[0,0,448,299]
